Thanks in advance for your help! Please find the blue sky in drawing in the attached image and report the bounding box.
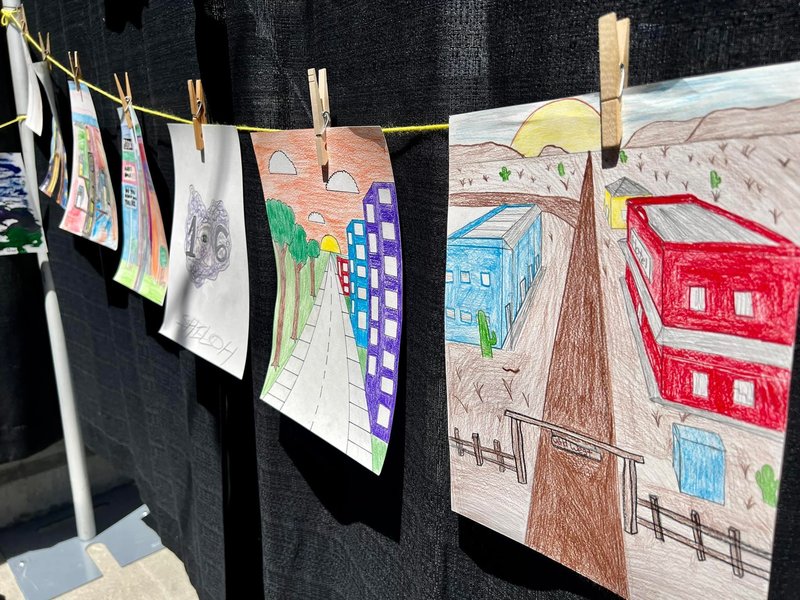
[450,61,800,147]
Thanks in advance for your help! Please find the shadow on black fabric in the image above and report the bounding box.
[104,0,149,33]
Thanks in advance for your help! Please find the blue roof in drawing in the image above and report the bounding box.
[449,204,541,250]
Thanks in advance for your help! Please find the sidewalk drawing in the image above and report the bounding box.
[113,105,169,305]
[159,125,249,379]
[61,81,118,249]
[0,153,44,255]
[446,61,800,599]
[252,126,402,475]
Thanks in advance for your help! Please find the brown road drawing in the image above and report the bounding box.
[525,154,629,598]
[449,192,579,227]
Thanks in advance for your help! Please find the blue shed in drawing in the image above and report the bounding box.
[672,424,726,504]
[445,205,542,349]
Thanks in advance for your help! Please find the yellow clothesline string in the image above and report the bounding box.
[0,114,27,129]
[1,8,450,135]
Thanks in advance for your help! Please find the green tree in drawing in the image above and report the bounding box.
[307,239,321,296]
[477,310,497,358]
[266,199,296,367]
[289,225,309,339]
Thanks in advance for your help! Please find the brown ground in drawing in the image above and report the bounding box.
[525,154,629,598]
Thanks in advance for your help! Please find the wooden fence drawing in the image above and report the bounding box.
[638,494,772,581]
[449,427,525,482]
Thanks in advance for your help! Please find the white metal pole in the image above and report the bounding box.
[4,0,96,540]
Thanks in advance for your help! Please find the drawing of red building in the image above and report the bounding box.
[336,255,350,295]
[622,194,800,432]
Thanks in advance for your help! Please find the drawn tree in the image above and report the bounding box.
[289,225,309,339]
[307,239,321,296]
[266,199,296,367]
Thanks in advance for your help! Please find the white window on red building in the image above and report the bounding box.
[630,229,652,280]
[342,262,349,272]
[692,371,708,398]
[368,354,377,376]
[689,286,706,312]
[734,291,754,317]
[343,275,349,283]
[733,379,755,407]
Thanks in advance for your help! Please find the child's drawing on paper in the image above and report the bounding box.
[33,62,69,207]
[113,106,169,305]
[0,153,44,255]
[61,81,118,249]
[446,62,800,599]
[252,127,402,475]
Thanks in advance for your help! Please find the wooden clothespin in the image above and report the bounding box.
[68,51,82,98]
[114,72,133,129]
[307,68,330,180]
[187,79,206,151]
[37,32,51,69]
[18,5,29,37]
[598,12,630,153]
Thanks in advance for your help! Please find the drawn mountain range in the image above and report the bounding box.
[450,142,523,165]
[625,98,800,148]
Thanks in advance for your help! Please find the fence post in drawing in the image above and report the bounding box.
[649,494,664,541]
[622,457,638,534]
[472,433,484,466]
[494,439,505,472]
[690,510,706,561]
[729,527,744,578]
[510,416,527,484]
[454,428,465,456]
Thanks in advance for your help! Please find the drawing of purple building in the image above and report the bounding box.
[363,182,402,445]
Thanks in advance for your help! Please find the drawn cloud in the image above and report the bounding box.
[326,170,359,194]
[268,150,297,175]
[308,211,326,224]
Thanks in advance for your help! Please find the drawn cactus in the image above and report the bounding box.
[477,310,496,358]
[557,162,566,177]
[755,464,779,507]
[499,166,511,182]
[710,170,722,190]
[619,150,628,164]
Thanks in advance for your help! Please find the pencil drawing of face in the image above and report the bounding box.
[185,185,231,287]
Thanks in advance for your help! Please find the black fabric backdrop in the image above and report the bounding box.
[4,1,800,599]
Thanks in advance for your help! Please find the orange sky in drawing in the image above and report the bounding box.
[251,127,395,252]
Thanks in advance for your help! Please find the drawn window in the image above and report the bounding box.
[378,188,392,205]
[356,245,366,260]
[342,262,349,273]
[357,265,367,278]
[376,404,391,428]
[348,232,353,245]
[385,256,398,277]
[383,351,395,370]
[385,290,398,309]
[481,272,491,286]
[357,311,367,330]
[380,377,394,395]
[368,233,377,253]
[689,286,706,312]
[733,380,755,407]
[368,354,377,376]
[371,298,379,321]
[385,319,398,338]
[460,310,472,324]
[630,229,652,280]
[621,207,628,222]
[370,327,378,346]
[349,260,354,273]
[366,204,375,223]
[445,308,455,319]
[460,271,471,284]
[354,222,364,236]
[351,302,355,314]
[371,268,378,288]
[445,270,454,283]
[734,292,754,317]
[343,275,349,283]
[381,222,396,241]
[692,371,708,398]
[357,287,367,300]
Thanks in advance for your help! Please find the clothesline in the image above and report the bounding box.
[0,8,450,135]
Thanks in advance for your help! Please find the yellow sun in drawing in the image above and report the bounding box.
[510,98,601,157]
[320,234,341,254]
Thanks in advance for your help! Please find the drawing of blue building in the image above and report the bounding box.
[445,204,542,349]
[346,219,369,348]
[363,182,402,447]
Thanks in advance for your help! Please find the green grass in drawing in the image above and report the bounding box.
[371,437,388,473]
